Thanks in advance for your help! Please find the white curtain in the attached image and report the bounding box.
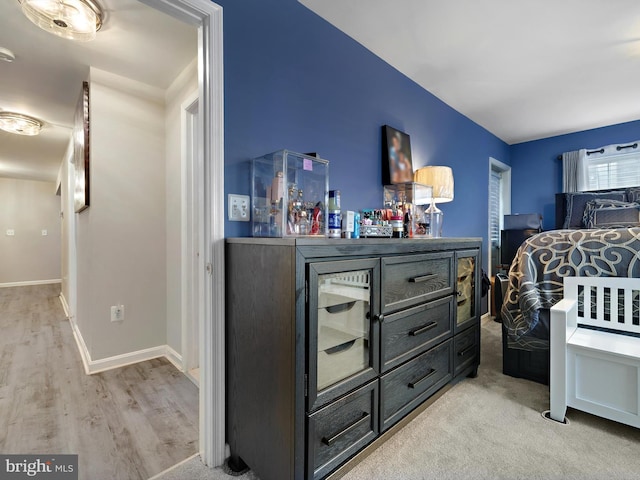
[562,149,588,192]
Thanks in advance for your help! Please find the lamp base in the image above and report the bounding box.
[425,203,444,238]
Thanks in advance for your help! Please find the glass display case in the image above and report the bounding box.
[251,150,329,237]
[382,182,433,237]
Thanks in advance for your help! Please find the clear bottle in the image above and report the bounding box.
[404,207,412,238]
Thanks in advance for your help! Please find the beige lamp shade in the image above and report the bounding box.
[414,166,454,203]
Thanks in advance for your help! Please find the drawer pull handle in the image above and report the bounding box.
[409,322,437,336]
[458,345,475,357]
[325,301,356,314]
[321,412,370,447]
[408,368,436,389]
[409,273,438,283]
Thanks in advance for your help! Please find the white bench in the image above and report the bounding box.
[549,276,640,428]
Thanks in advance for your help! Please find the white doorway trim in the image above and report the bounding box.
[181,91,201,385]
[487,157,511,278]
[139,0,224,468]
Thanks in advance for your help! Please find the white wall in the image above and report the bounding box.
[0,177,61,285]
[165,58,198,356]
[75,68,167,360]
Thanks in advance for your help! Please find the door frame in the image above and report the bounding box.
[139,0,225,467]
[181,91,201,382]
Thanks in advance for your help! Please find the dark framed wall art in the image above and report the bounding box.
[382,125,413,184]
[74,81,90,213]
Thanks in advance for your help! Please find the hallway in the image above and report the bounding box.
[0,284,198,479]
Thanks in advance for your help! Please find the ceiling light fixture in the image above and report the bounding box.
[0,47,16,63]
[0,111,44,136]
[19,0,103,42]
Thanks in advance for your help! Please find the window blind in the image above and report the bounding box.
[586,152,640,190]
[489,169,502,247]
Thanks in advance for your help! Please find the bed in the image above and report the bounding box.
[500,187,640,384]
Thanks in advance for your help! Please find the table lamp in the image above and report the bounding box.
[413,166,454,237]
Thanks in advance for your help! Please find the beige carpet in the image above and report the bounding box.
[153,317,640,480]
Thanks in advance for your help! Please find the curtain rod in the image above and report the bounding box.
[556,142,638,160]
[616,142,638,151]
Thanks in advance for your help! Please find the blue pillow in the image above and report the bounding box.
[563,191,626,228]
[626,187,640,203]
[581,199,633,227]
[583,201,640,228]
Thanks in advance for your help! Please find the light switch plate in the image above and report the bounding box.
[228,194,250,222]
[6,229,14,236]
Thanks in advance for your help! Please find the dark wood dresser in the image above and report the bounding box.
[226,237,482,480]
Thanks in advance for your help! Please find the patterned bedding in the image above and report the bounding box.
[501,228,640,350]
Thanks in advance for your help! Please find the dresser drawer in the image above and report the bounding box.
[307,380,378,480]
[382,253,454,313]
[381,296,454,372]
[380,339,452,431]
[454,324,479,377]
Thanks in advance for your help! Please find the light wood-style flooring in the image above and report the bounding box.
[0,284,199,480]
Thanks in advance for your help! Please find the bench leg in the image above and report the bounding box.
[549,339,567,423]
[549,393,567,423]
[549,299,575,424]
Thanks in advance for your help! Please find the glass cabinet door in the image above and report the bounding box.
[455,250,479,332]
[308,259,380,411]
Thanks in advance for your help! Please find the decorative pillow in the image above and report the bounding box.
[581,199,634,227]
[626,187,640,203]
[583,201,640,229]
[563,191,626,229]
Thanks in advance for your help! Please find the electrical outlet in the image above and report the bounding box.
[110,305,124,322]
[228,194,250,221]
[42,230,48,236]
[6,229,14,236]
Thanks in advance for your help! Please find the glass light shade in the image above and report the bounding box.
[0,112,43,136]
[413,166,454,203]
[20,0,103,42]
[425,203,444,238]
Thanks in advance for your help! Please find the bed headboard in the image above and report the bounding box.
[555,187,640,229]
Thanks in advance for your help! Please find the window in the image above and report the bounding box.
[488,158,510,277]
[586,149,640,191]
[489,169,502,248]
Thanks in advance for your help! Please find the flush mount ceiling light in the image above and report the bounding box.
[19,0,103,42]
[0,47,16,63]
[0,111,44,136]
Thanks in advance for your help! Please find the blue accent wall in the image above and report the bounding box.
[218,0,510,254]
[510,119,640,230]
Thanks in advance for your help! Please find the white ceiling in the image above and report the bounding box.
[0,0,196,183]
[299,0,640,145]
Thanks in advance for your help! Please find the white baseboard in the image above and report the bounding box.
[87,346,168,375]
[69,320,184,375]
[0,279,61,288]
[165,345,184,371]
[69,320,92,375]
[59,293,70,319]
